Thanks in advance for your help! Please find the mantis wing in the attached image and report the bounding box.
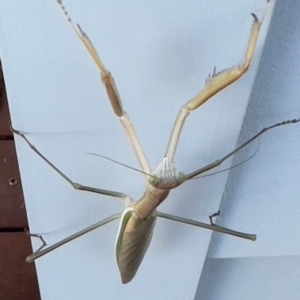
[115,208,156,284]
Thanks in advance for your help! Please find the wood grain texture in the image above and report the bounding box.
[0,140,27,228]
[0,233,40,300]
[0,62,40,300]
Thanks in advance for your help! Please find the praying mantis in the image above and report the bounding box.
[10,0,299,285]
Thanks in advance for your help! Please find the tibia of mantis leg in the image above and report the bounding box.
[185,12,265,112]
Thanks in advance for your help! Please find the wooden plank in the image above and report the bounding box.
[0,62,11,138]
[0,140,27,228]
[0,43,40,299]
[0,233,40,300]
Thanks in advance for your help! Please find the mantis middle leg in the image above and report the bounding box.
[11,127,130,202]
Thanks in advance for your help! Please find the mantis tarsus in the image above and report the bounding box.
[12,0,299,284]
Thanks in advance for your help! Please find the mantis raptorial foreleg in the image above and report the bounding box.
[186,119,300,179]
[165,1,270,160]
[10,127,129,202]
[56,0,151,181]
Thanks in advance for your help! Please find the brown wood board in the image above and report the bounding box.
[0,140,27,228]
[0,233,40,300]
[0,63,41,299]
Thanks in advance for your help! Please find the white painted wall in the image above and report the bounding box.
[0,1,275,299]
[197,0,300,299]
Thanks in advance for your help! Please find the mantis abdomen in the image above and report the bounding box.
[116,208,156,283]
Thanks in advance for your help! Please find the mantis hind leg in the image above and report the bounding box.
[25,228,47,253]
[156,211,256,241]
[209,210,220,226]
[26,213,121,263]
